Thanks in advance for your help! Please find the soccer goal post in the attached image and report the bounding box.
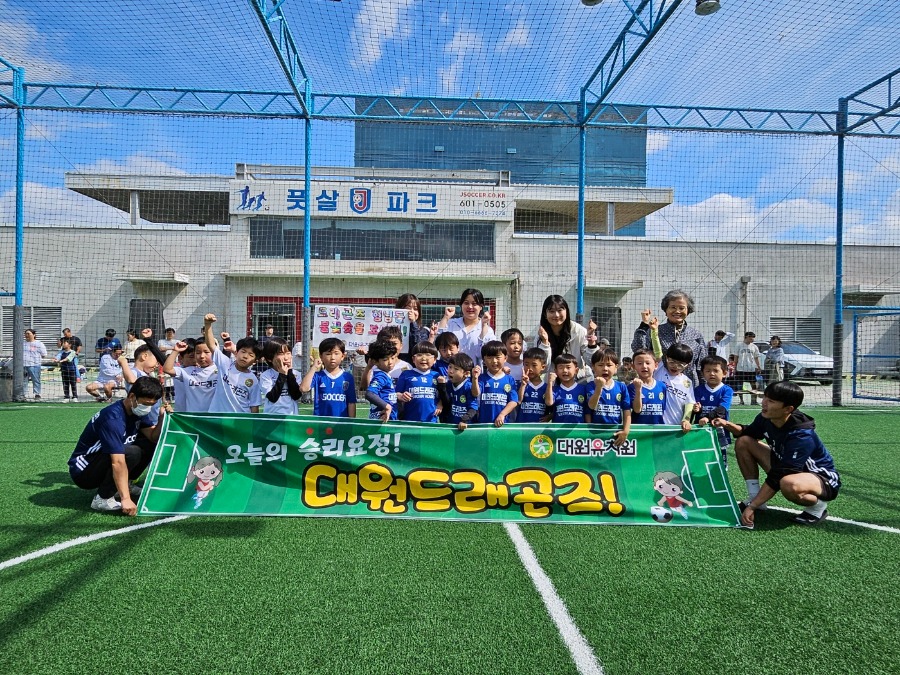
[851,308,900,402]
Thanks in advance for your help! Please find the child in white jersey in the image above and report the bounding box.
[259,338,303,415]
[203,313,262,414]
[165,338,218,413]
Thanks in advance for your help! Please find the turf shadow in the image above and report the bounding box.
[21,471,72,489]
[28,484,92,511]
[168,517,265,538]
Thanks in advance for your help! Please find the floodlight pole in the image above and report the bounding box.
[833,98,848,407]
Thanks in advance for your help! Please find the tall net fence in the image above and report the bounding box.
[1,0,899,405]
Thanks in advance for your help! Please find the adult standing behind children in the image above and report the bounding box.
[23,329,48,400]
[122,329,145,363]
[533,294,599,381]
[632,290,707,387]
[436,288,496,366]
[733,331,762,404]
[396,293,432,362]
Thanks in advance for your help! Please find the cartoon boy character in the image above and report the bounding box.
[188,456,224,509]
[653,471,694,520]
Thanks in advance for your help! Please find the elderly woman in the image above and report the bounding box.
[631,289,707,386]
[534,295,598,380]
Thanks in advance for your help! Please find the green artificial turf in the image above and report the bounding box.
[1,403,898,674]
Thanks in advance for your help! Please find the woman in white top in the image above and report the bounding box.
[534,295,598,380]
[122,329,146,362]
[436,288,496,365]
[23,329,48,399]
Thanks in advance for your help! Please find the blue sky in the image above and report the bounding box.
[1,0,899,244]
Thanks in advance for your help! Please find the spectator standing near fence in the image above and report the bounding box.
[122,329,145,364]
[157,328,178,357]
[23,329,48,400]
[60,328,83,380]
[733,331,762,404]
[765,335,785,385]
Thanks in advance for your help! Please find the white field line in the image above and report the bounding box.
[0,515,189,572]
[504,522,603,675]
[766,506,900,534]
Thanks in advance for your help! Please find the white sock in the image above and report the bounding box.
[745,479,760,500]
[804,499,827,517]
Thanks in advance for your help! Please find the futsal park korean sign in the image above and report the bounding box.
[138,414,742,528]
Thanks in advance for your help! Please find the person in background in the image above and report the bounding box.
[616,356,636,383]
[157,328,178,357]
[54,338,79,402]
[87,345,124,402]
[23,329,48,400]
[707,330,734,358]
[95,328,121,355]
[60,328,83,381]
[765,335,785,385]
[122,329,145,364]
[733,331,762,405]
[632,290,707,387]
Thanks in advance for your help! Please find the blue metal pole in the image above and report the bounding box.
[851,311,858,399]
[833,98,847,406]
[303,115,311,310]
[576,114,586,324]
[14,67,24,306]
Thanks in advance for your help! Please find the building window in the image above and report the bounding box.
[768,317,822,352]
[250,217,494,262]
[1,306,63,352]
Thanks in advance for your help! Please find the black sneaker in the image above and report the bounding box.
[792,509,828,526]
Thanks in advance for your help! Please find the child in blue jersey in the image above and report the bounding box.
[434,331,459,380]
[471,340,518,427]
[55,338,80,402]
[363,325,412,387]
[365,340,399,421]
[517,348,549,423]
[396,341,441,423]
[545,353,591,423]
[436,352,479,430]
[300,337,357,418]
[259,338,304,415]
[693,355,734,467]
[587,348,633,445]
[203,313,262,414]
[630,349,667,425]
[165,339,219,413]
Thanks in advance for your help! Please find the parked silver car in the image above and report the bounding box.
[755,341,834,385]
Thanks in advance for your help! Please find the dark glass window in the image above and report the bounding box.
[251,218,494,262]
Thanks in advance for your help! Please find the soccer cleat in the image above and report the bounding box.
[128,484,142,499]
[34,395,41,400]
[91,494,122,512]
[792,509,828,526]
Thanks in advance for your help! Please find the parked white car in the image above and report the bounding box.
[755,341,834,385]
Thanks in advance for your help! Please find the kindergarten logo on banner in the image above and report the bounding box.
[138,414,742,527]
[312,305,410,352]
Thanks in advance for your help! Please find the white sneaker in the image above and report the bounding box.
[91,494,122,511]
[62,398,70,403]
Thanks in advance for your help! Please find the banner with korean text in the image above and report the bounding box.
[138,413,741,527]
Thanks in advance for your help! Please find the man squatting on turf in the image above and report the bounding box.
[712,381,841,527]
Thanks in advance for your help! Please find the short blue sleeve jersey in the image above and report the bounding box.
[695,382,733,446]
[477,372,519,424]
[68,400,154,475]
[312,369,357,417]
[433,359,450,379]
[367,369,398,420]
[396,369,439,423]
[517,381,548,423]
[630,379,667,425]
[589,380,632,425]
[551,382,591,424]
[447,379,479,424]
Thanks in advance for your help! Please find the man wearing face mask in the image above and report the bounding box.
[67,377,164,516]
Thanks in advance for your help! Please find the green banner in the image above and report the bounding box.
[137,413,741,527]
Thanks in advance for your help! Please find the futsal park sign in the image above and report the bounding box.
[138,414,742,527]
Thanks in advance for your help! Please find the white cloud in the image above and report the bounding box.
[0,181,129,227]
[439,30,483,95]
[0,1,74,80]
[646,131,670,155]
[496,19,530,54]
[74,152,187,176]
[350,0,418,71]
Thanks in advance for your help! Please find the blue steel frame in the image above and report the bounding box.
[849,308,900,402]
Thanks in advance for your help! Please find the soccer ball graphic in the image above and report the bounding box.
[651,505,674,522]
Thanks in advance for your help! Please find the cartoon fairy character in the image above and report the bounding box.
[653,471,694,519]
[188,456,224,509]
